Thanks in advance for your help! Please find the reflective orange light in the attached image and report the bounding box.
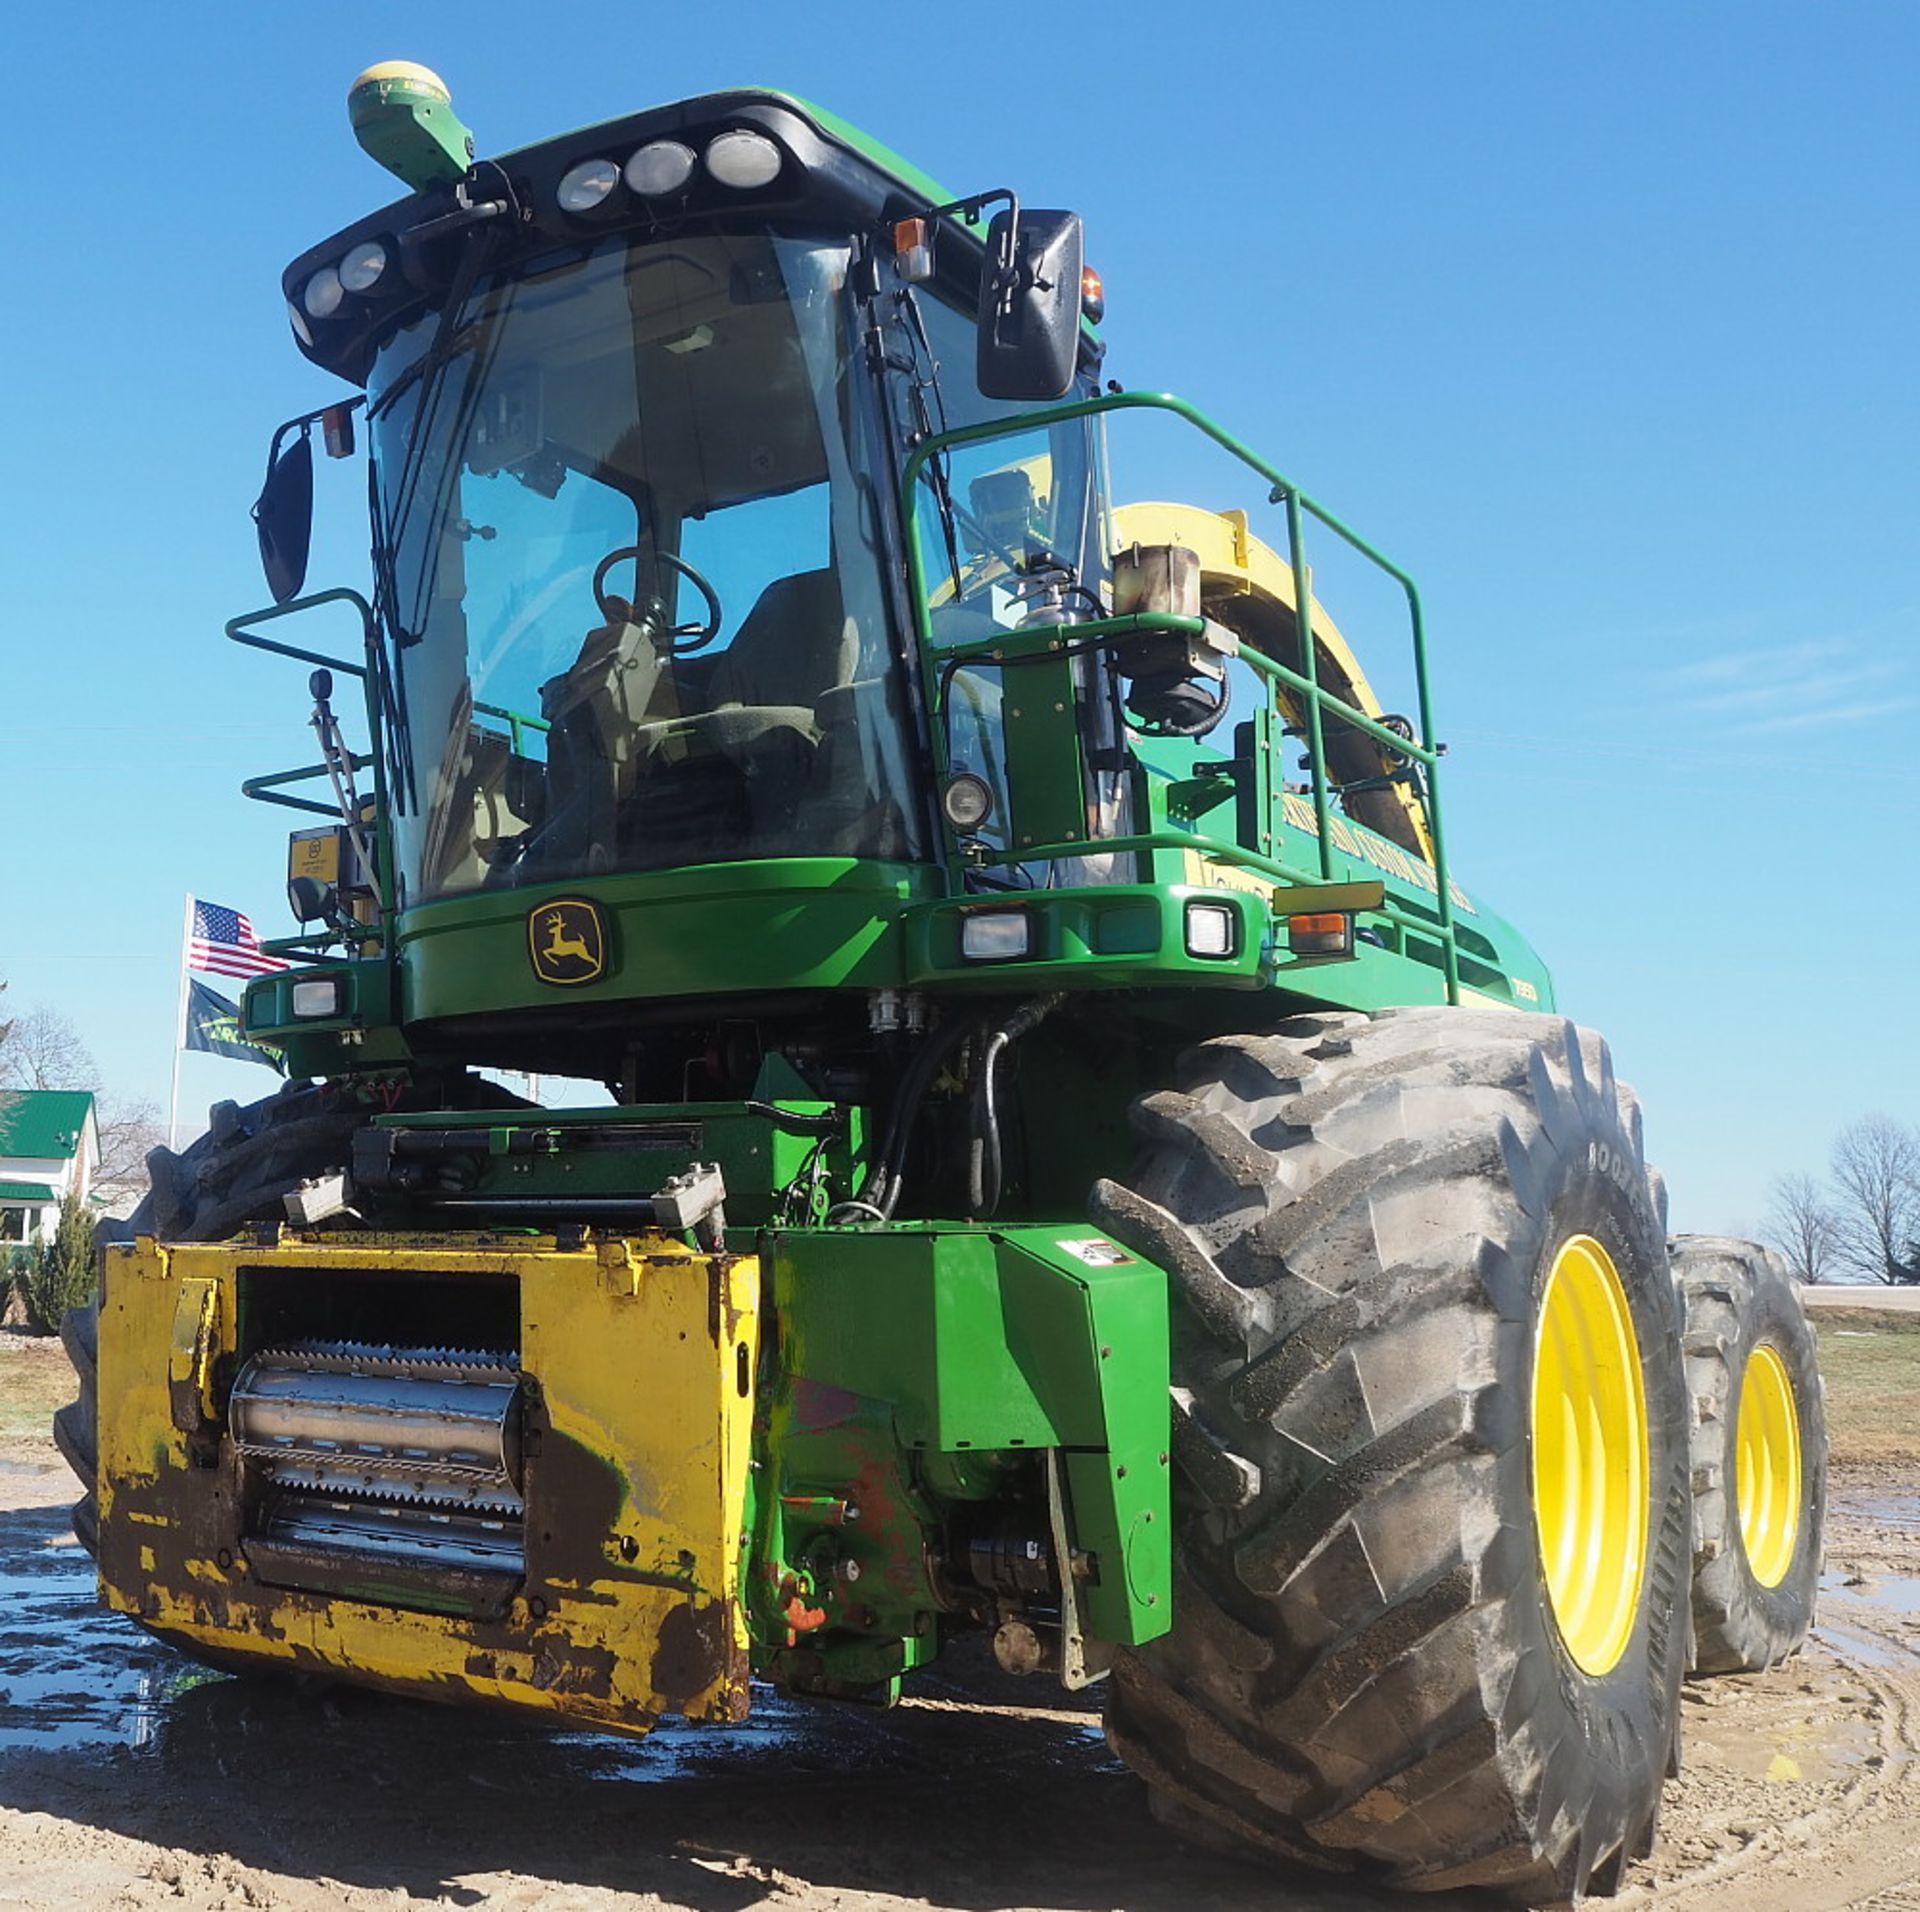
[1081,264,1105,324]
[1288,912,1354,956]
[894,218,934,282]
[321,403,357,460]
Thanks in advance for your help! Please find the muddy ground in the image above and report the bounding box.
[3,1319,1920,1911]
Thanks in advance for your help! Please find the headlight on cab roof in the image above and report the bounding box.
[557,157,621,213]
[302,266,345,320]
[626,140,696,196]
[338,240,388,293]
[704,130,782,189]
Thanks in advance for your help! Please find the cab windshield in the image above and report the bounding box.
[370,231,923,904]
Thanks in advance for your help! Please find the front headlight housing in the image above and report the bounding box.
[959,910,1033,963]
[289,976,345,1020]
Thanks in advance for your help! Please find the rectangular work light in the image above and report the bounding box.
[960,910,1034,963]
[290,976,346,1019]
[1183,900,1238,959]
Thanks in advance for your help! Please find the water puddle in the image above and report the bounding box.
[1815,1579,1919,1670]
[0,1500,1108,1783]
[1824,1565,1920,1621]
[0,1505,194,1752]
[1836,1491,1920,1530]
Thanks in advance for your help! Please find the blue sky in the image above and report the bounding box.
[1,3,1913,1233]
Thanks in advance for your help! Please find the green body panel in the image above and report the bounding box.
[765,1225,1170,1647]
[1002,656,1094,850]
[906,886,1263,990]
[246,958,414,1073]
[397,861,931,1026]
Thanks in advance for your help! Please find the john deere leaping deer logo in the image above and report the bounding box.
[527,898,607,986]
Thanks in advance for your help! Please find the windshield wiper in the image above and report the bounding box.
[895,290,966,600]
[367,223,514,810]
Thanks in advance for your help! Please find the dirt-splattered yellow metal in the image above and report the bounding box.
[1530,1232,1650,1678]
[1736,1342,1802,1588]
[95,1231,759,1734]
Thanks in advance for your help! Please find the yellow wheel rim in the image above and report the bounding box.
[1736,1343,1802,1588]
[1531,1234,1650,1677]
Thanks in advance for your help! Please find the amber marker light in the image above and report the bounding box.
[1081,265,1105,324]
[1288,912,1354,956]
[894,217,934,283]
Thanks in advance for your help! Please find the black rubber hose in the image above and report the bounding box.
[742,1101,846,1136]
[967,994,1066,1219]
[830,1014,979,1225]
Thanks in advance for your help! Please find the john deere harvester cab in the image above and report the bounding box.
[59,64,1828,1902]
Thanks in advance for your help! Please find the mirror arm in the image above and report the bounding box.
[262,398,366,483]
[892,187,1020,292]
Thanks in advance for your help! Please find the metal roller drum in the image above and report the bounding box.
[231,1344,527,1605]
[231,1343,522,1509]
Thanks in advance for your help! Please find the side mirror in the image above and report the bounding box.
[977,209,1084,403]
[253,429,314,605]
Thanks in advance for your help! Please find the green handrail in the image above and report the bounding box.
[899,388,1459,1002]
[474,699,551,757]
[240,756,377,819]
[226,587,393,960]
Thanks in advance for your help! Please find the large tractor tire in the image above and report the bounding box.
[1672,1236,1826,1675]
[55,1079,408,1559]
[1089,1006,1691,1900]
[49,1304,100,1557]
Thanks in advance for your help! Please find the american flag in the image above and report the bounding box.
[188,899,287,980]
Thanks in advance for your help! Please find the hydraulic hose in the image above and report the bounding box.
[826,1013,979,1225]
[966,994,1066,1219]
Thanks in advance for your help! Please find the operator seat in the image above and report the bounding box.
[702,567,853,714]
[622,566,858,860]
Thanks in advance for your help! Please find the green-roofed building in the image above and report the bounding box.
[0,1089,98,1244]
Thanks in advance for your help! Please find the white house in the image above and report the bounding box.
[0,1090,99,1244]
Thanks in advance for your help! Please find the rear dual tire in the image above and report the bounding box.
[1673,1236,1826,1675]
[1092,1006,1691,1900]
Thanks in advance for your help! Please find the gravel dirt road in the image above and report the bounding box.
[3,1317,1919,1911]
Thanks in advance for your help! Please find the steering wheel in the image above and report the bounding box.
[592,546,723,654]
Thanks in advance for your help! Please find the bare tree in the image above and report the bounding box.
[1829,1115,1920,1284]
[0,1006,97,1093]
[1765,1171,1842,1285]
[92,1096,166,1215]
[0,1003,160,1215]
[0,979,14,1126]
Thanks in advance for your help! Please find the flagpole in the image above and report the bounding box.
[168,894,193,1150]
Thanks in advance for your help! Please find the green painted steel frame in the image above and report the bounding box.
[228,589,397,963]
[765,1222,1172,1648]
[901,390,1462,1003]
